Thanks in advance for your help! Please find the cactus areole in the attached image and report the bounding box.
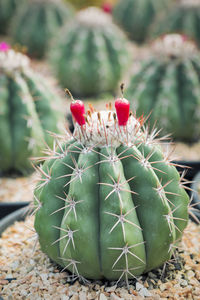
[34,97,189,284]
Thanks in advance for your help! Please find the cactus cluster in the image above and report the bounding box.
[34,94,189,284]
[112,0,171,44]
[0,45,64,173]
[125,34,200,143]
[153,0,200,48]
[50,7,130,97]
[10,0,73,59]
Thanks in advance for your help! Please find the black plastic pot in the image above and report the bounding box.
[190,172,200,223]
[0,171,31,220]
[0,202,29,220]
[0,206,29,236]
[173,160,200,181]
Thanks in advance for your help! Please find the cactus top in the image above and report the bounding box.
[151,34,197,61]
[76,7,112,28]
[73,109,141,148]
[0,48,29,73]
[180,0,200,7]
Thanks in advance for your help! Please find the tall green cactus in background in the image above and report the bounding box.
[34,95,189,284]
[0,0,22,34]
[0,45,64,173]
[10,0,73,59]
[50,7,130,97]
[153,0,200,48]
[112,0,172,44]
[125,34,200,143]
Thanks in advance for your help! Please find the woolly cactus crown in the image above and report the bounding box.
[151,34,197,61]
[0,47,29,73]
[78,6,113,27]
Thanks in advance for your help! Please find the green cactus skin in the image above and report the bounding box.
[125,34,200,143]
[0,49,64,174]
[0,0,22,34]
[34,108,189,283]
[50,7,130,97]
[66,0,103,10]
[10,0,73,59]
[112,0,171,44]
[153,0,200,48]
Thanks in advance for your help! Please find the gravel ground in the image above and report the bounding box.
[167,143,200,162]
[0,173,38,203]
[0,217,199,300]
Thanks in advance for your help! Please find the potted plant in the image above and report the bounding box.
[0,96,199,298]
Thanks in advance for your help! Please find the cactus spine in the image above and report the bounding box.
[34,94,189,283]
[125,34,200,142]
[0,46,64,173]
[10,0,73,59]
[50,7,130,97]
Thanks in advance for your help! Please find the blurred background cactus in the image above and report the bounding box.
[49,7,130,98]
[153,0,200,48]
[0,0,22,34]
[65,0,117,10]
[66,0,102,9]
[0,45,64,174]
[10,0,74,59]
[125,34,200,143]
[112,0,172,44]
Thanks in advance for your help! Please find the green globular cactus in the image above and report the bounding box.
[50,7,130,97]
[0,46,64,174]
[112,0,171,44]
[66,0,103,9]
[34,94,189,284]
[153,0,200,48]
[0,0,21,34]
[10,0,73,59]
[125,34,200,143]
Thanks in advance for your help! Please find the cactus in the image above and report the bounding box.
[66,0,103,9]
[112,0,171,44]
[10,0,73,59]
[50,7,130,98]
[125,34,200,143]
[34,93,189,284]
[0,45,64,173]
[65,0,117,10]
[153,0,200,48]
[0,0,22,34]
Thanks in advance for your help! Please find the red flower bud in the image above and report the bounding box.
[70,100,86,126]
[115,98,130,126]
